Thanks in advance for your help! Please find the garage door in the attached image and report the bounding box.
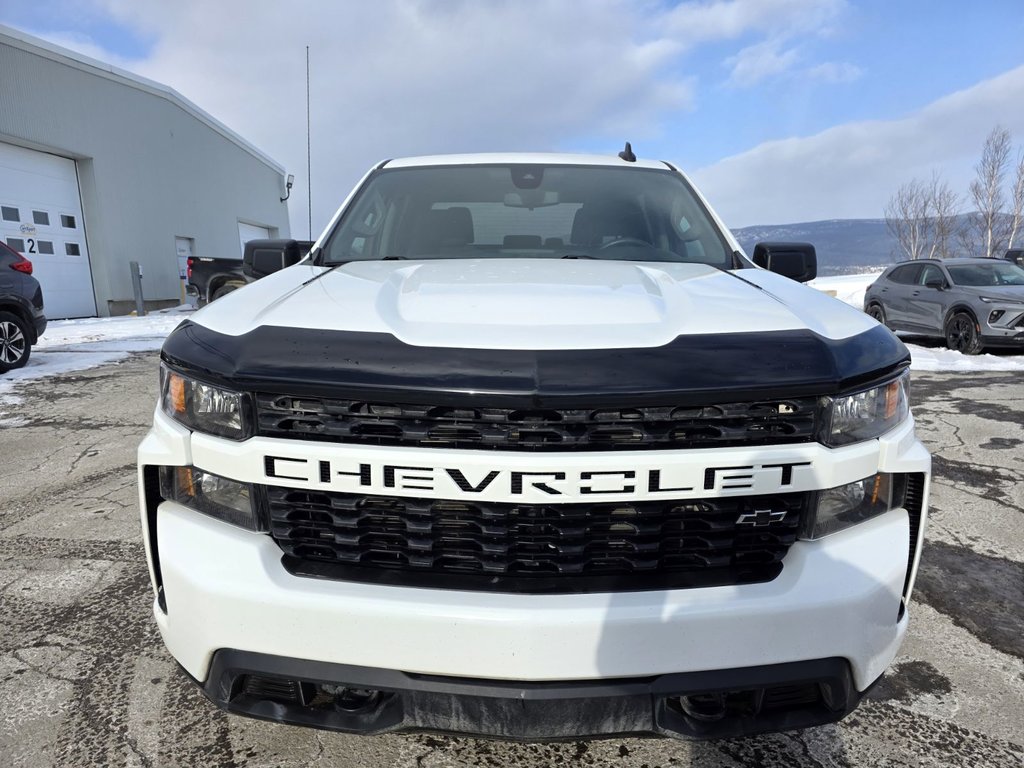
[0,142,96,319]
[238,222,271,257]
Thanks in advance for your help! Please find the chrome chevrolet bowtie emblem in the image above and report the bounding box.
[736,509,787,527]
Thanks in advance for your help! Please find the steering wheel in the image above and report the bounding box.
[597,237,653,251]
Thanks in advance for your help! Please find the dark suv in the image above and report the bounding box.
[0,241,47,373]
[864,257,1024,354]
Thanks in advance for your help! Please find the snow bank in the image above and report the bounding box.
[808,272,881,310]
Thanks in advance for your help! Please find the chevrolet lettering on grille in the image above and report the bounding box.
[262,454,813,501]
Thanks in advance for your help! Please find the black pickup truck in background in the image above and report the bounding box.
[187,240,313,305]
[1006,249,1024,268]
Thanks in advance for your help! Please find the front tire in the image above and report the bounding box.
[0,311,31,373]
[945,312,983,355]
[867,303,887,327]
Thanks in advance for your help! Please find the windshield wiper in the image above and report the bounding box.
[561,253,596,259]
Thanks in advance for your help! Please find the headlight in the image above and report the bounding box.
[801,473,899,540]
[821,372,909,447]
[160,364,251,439]
[979,296,1024,305]
[160,466,264,531]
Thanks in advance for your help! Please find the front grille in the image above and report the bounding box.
[255,395,819,451]
[267,486,808,593]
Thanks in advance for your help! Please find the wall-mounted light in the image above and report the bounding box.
[280,173,295,202]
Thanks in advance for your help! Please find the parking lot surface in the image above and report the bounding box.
[0,354,1022,767]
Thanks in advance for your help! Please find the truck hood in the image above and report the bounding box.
[166,260,908,400]
[191,259,876,349]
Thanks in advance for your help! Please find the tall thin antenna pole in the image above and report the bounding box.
[306,45,312,239]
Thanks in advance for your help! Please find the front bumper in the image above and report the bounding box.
[980,331,1024,347]
[196,650,867,740]
[138,409,930,738]
[982,303,1024,345]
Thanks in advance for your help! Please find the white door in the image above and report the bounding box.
[0,142,96,318]
[175,237,193,279]
[238,222,271,258]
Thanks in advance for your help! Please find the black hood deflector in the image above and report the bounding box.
[161,321,909,406]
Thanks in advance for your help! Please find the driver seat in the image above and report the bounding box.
[570,201,650,247]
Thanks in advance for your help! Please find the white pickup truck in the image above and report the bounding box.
[138,151,931,741]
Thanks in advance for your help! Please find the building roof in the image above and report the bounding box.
[0,24,285,175]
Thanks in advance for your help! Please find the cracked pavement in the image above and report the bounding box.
[0,354,1022,767]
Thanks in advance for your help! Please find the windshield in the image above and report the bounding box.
[946,262,1024,287]
[322,164,732,268]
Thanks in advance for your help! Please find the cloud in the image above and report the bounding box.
[664,0,846,47]
[63,0,707,234]
[8,0,856,232]
[11,0,854,234]
[726,40,800,87]
[691,64,1024,226]
[805,60,862,84]
[725,45,861,88]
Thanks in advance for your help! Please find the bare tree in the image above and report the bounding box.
[885,179,931,260]
[1007,151,1024,250]
[928,173,960,259]
[885,173,961,260]
[965,126,1011,257]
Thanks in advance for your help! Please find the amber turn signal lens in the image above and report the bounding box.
[176,465,195,498]
[884,380,900,420]
[168,372,187,414]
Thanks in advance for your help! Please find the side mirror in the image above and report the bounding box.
[243,239,305,279]
[751,242,817,283]
[924,277,945,290]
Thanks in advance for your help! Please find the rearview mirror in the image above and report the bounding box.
[924,277,945,290]
[504,190,560,209]
[243,239,306,279]
[751,242,817,283]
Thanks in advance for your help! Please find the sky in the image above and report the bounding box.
[2,0,1024,234]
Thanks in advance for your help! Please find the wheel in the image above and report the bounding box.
[867,303,887,327]
[0,311,31,373]
[210,282,244,301]
[945,312,983,355]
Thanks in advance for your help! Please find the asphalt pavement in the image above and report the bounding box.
[0,354,1021,767]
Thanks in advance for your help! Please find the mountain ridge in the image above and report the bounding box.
[731,218,895,275]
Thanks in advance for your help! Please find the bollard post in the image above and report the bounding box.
[130,261,146,316]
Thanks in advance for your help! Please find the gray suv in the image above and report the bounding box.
[0,241,47,373]
[864,258,1024,354]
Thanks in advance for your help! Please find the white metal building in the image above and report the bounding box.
[0,25,291,318]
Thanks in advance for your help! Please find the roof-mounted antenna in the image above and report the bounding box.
[618,141,636,162]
